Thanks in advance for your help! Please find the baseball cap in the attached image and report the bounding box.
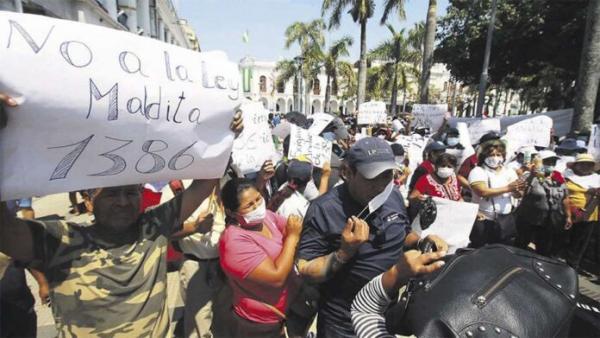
[446,127,460,136]
[425,141,447,153]
[391,143,405,157]
[479,131,501,145]
[346,137,396,179]
[287,159,313,181]
[538,150,558,161]
[556,138,585,152]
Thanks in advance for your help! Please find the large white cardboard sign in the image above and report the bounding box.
[467,118,501,145]
[504,116,553,157]
[412,197,479,254]
[231,101,275,174]
[357,101,387,125]
[308,113,334,135]
[288,125,332,168]
[588,124,600,162]
[0,12,241,200]
[412,104,447,131]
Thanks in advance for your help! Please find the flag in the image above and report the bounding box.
[242,30,249,44]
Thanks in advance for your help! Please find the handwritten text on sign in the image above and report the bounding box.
[505,116,553,156]
[288,125,332,168]
[0,12,241,200]
[412,104,447,131]
[231,101,276,174]
[467,118,501,145]
[357,101,387,125]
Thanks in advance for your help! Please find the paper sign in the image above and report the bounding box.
[505,116,552,157]
[467,118,501,145]
[288,125,332,168]
[357,101,387,125]
[231,101,275,174]
[308,113,334,135]
[0,12,241,200]
[589,124,600,162]
[412,104,447,131]
[412,197,479,254]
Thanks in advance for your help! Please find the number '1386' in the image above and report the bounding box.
[47,134,197,180]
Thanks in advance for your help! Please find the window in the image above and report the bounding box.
[259,76,267,93]
[313,79,320,95]
[277,80,285,94]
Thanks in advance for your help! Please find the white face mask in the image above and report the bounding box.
[238,198,266,228]
[446,137,460,147]
[436,167,454,179]
[358,180,394,219]
[484,156,504,169]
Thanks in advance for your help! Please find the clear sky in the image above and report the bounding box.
[175,0,450,63]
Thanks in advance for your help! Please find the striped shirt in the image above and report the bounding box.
[350,274,394,338]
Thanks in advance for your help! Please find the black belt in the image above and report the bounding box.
[184,254,219,262]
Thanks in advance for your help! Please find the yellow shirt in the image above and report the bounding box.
[566,181,598,222]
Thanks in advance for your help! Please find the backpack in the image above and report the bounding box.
[517,176,567,228]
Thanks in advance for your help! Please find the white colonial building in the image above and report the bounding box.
[0,0,199,50]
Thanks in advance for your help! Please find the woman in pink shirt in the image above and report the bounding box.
[219,178,303,337]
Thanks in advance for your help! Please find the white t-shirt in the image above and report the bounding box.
[276,183,310,218]
[469,166,519,219]
[178,196,226,259]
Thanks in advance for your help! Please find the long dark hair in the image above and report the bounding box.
[267,177,309,212]
[221,178,257,212]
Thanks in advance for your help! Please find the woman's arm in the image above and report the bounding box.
[319,162,332,196]
[470,180,523,198]
[245,215,303,288]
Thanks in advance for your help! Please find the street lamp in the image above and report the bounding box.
[475,0,499,118]
[294,56,305,113]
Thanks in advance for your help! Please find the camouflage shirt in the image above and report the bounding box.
[26,194,182,337]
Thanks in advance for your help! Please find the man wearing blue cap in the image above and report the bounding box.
[296,137,447,338]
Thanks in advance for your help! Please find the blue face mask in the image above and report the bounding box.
[322,132,336,142]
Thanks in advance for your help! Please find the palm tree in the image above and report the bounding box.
[369,25,420,115]
[275,59,300,109]
[323,36,353,113]
[419,0,437,103]
[322,0,380,108]
[284,19,326,114]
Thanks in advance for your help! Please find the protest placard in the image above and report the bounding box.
[308,113,334,135]
[589,124,600,162]
[288,125,332,168]
[357,101,387,125]
[0,12,241,200]
[467,118,501,145]
[412,104,447,131]
[412,197,479,254]
[231,101,275,174]
[504,116,553,156]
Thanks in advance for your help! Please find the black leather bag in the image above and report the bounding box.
[385,245,578,338]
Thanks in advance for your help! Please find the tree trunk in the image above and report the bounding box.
[419,0,437,104]
[305,79,311,115]
[357,19,368,108]
[573,0,600,132]
[402,87,407,114]
[390,62,399,116]
[325,75,331,113]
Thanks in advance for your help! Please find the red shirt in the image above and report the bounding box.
[458,153,478,178]
[415,173,462,201]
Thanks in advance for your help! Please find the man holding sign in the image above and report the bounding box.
[0,92,244,337]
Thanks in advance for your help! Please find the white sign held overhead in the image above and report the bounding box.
[0,12,241,200]
[467,118,501,145]
[412,104,447,131]
[231,101,275,174]
[588,124,600,162]
[357,101,387,125]
[288,125,332,168]
[308,113,335,135]
[412,197,479,254]
[505,116,553,156]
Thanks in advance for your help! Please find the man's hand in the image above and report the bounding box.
[339,216,369,261]
[195,212,215,234]
[394,250,446,285]
[0,92,18,129]
[285,214,303,239]
[423,234,449,254]
[259,160,275,181]
[230,109,244,137]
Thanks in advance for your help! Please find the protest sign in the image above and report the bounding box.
[467,118,501,145]
[412,197,479,254]
[308,113,334,135]
[504,116,553,157]
[589,124,600,162]
[0,12,241,200]
[231,101,275,174]
[288,125,332,168]
[456,122,475,160]
[357,101,387,125]
[412,104,447,131]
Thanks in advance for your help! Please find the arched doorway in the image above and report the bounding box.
[287,99,293,113]
[276,98,287,113]
[259,97,269,110]
[345,101,355,115]
[312,99,322,114]
[329,100,339,114]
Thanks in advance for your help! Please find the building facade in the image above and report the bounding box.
[0,0,199,50]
